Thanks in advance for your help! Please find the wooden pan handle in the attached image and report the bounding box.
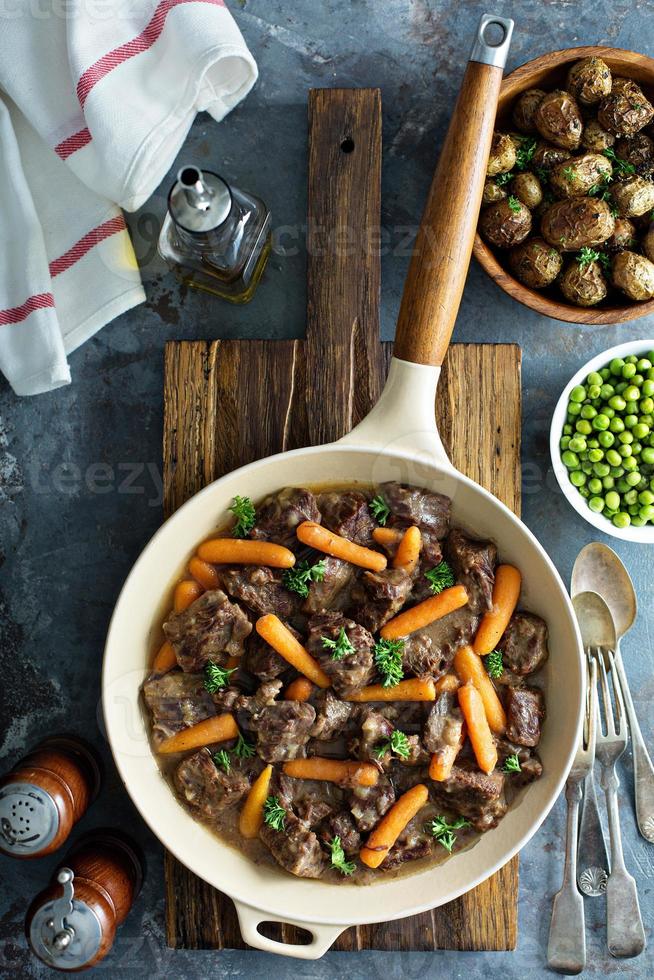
[394,17,513,367]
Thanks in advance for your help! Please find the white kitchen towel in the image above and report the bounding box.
[0,1,257,396]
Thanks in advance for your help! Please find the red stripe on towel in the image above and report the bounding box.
[77,0,226,108]
[49,215,127,278]
[55,127,92,159]
[0,293,55,326]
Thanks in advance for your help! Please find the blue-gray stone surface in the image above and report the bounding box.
[1,1,653,976]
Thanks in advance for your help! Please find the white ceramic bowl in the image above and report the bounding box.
[550,339,654,545]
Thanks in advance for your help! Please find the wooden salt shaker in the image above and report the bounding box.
[25,829,144,971]
[0,736,101,858]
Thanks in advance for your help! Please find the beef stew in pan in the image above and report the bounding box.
[142,483,548,882]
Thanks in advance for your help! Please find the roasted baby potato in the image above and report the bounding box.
[566,57,612,105]
[610,175,654,217]
[559,258,608,306]
[511,172,543,209]
[607,217,637,251]
[615,132,654,174]
[642,225,654,262]
[512,88,546,133]
[598,78,654,137]
[479,197,532,248]
[549,153,612,198]
[541,197,615,251]
[482,179,507,205]
[487,131,516,176]
[581,118,616,152]
[508,237,562,288]
[534,90,583,150]
[532,140,572,172]
[612,250,654,299]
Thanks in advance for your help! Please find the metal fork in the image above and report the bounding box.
[593,648,646,959]
[547,656,597,974]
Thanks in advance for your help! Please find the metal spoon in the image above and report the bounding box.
[572,543,654,843]
[570,591,610,896]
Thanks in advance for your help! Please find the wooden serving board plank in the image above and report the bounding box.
[162,88,522,952]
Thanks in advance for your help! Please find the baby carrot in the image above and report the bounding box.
[283,758,379,787]
[380,585,469,639]
[157,713,239,754]
[188,556,220,591]
[284,677,314,702]
[152,640,177,674]
[174,580,202,613]
[197,539,295,568]
[239,765,273,839]
[256,614,331,688]
[359,784,429,869]
[473,565,522,656]
[393,525,422,574]
[296,521,387,572]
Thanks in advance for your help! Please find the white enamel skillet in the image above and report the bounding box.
[103,15,583,959]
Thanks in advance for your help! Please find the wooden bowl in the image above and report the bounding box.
[473,46,654,325]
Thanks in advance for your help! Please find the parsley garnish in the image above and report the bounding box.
[213,749,231,773]
[424,560,455,595]
[603,147,636,177]
[321,627,354,660]
[233,733,255,759]
[514,135,537,170]
[282,559,327,598]
[503,753,522,774]
[204,661,236,693]
[374,638,405,688]
[576,246,600,268]
[229,495,256,538]
[428,815,470,853]
[374,729,411,760]
[534,166,549,183]
[562,165,576,183]
[507,195,522,213]
[370,494,391,526]
[329,836,356,876]
[495,170,514,187]
[263,796,287,831]
[485,650,504,679]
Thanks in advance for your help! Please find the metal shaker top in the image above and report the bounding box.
[0,782,59,856]
[29,868,103,971]
[168,166,232,233]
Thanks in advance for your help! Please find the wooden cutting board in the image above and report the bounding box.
[162,88,521,951]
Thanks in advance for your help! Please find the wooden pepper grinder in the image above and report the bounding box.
[25,829,144,971]
[0,736,101,858]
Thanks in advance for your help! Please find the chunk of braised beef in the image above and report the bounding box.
[326,811,361,855]
[296,798,334,827]
[496,739,544,786]
[310,688,354,740]
[430,763,507,831]
[174,749,250,820]
[401,735,430,766]
[219,566,298,619]
[305,612,375,697]
[389,763,430,797]
[349,567,413,633]
[446,528,497,615]
[499,612,549,676]
[163,589,252,672]
[303,556,355,614]
[210,684,242,713]
[253,700,316,762]
[381,481,451,538]
[427,607,479,673]
[319,490,375,545]
[143,672,216,746]
[423,691,464,759]
[242,631,293,682]
[233,679,284,734]
[505,686,544,747]
[260,812,328,878]
[250,487,320,548]
[402,632,442,679]
[348,775,395,832]
[350,708,394,763]
[382,814,433,869]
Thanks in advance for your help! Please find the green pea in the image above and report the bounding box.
[610,417,625,433]
[581,462,594,475]
[593,462,610,477]
[588,384,601,399]
[615,381,628,394]
[570,470,587,487]
[589,496,604,513]
[588,438,599,449]
[634,374,645,387]
[568,402,582,416]
[640,504,654,521]
[610,357,625,375]
[576,419,592,435]
[562,450,579,468]
[570,385,586,403]
[604,407,615,419]
[642,380,654,398]
[625,385,640,402]
[626,354,638,364]
[638,358,652,372]
[588,478,603,494]
[632,515,647,527]
[600,383,615,399]
[608,395,626,411]
[587,371,602,386]
[605,449,622,467]
[624,489,639,506]
[598,430,615,447]
[641,396,654,414]
[602,476,615,490]
[622,362,637,379]
[643,447,654,465]
[610,467,625,479]
[639,490,654,505]
[588,448,604,462]
[617,478,631,494]
[625,414,638,428]
[592,414,610,431]
[581,404,597,419]
[579,487,590,499]
[613,512,631,529]
[626,470,642,486]
[600,368,611,381]
[618,444,633,459]
[563,424,573,436]
[624,456,639,472]
[632,442,643,456]
[604,490,620,511]
[648,367,654,381]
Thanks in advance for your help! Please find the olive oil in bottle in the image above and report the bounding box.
[158,166,271,303]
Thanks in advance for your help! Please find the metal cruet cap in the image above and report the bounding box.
[168,165,232,233]
[0,782,59,856]
[29,868,103,970]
